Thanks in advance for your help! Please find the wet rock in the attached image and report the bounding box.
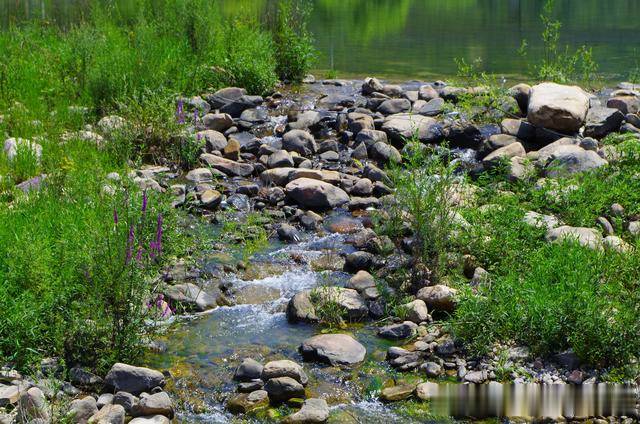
[104,363,165,395]
[200,153,254,177]
[282,130,317,157]
[285,178,349,210]
[546,226,602,249]
[299,334,366,366]
[88,404,125,424]
[289,110,321,131]
[262,361,308,386]
[16,387,49,423]
[378,321,418,340]
[313,287,369,321]
[380,384,415,402]
[68,397,98,424]
[131,392,173,418]
[287,291,319,323]
[416,285,458,313]
[203,113,233,132]
[403,299,430,324]
[283,398,329,423]
[567,370,584,385]
[238,380,264,393]
[264,377,306,402]
[165,283,217,311]
[584,106,624,139]
[527,82,590,133]
[382,114,443,144]
[278,224,301,243]
[227,390,269,414]
[129,416,170,424]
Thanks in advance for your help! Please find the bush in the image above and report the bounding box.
[271,0,316,82]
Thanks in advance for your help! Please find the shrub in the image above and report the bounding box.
[309,285,347,329]
[271,0,316,82]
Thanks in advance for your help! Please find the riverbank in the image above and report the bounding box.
[3,75,640,423]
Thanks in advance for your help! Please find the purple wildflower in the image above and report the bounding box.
[135,246,144,263]
[142,190,148,213]
[125,225,135,265]
[113,208,119,225]
[155,213,163,255]
[193,108,199,125]
[176,99,185,124]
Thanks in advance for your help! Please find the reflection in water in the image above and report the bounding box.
[426,383,638,420]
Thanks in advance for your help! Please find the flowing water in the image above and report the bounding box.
[2,0,640,81]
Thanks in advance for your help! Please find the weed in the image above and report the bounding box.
[309,285,347,329]
[271,0,316,83]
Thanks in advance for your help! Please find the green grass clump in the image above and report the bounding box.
[271,0,316,82]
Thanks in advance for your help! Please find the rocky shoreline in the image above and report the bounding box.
[3,76,640,423]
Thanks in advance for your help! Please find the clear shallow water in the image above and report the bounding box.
[3,0,640,81]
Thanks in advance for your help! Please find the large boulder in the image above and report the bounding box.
[606,96,640,115]
[381,114,443,144]
[104,363,165,395]
[527,83,590,133]
[543,145,608,177]
[416,285,458,313]
[283,130,317,156]
[299,334,366,366]
[285,178,349,210]
[311,287,369,321]
[546,226,602,249]
[283,398,330,424]
[234,358,264,382]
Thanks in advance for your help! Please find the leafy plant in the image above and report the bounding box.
[271,0,317,82]
[309,285,347,329]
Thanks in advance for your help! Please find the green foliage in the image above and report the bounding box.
[520,0,600,86]
[309,285,347,329]
[271,0,316,82]
[220,212,271,261]
[386,139,462,283]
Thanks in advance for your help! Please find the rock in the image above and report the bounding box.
[369,142,402,164]
[283,130,317,156]
[129,416,170,424]
[380,384,415,402]
[238,380,264,393]
[378,99,411,115]
[226,390,269,414]
[416,285,458,313]
[543,145,608,177]
[165,283,217,311]
[285,178,349,210]
[112,391,136,413]
[378,321,418,340]
[97,394,113,409]
[415,382,439,401]
[222,138,240,160]
[289,110,321,130]
[0,385,20,407]
[97,115,126,133]
[3,137,42,162]
[68,396,98,424]
[584,106,624,139]
[464,370,488,383]
[343,251,374,272]
[362,77,385,95]
[523,211,561,231]
[527,82,590,133]
[346,270,376,292]
[69,367,103,390]
[418,85,439,101]
[264,377,306,403]
[421,362,443,378]
[262,360,308,385]
[200,153,254,177]
[104,363,165,395]
[567,370,584,385]
[510,83,531,115]
[501,118,536,141]
[16,387,50,423]
[447,123,486,149]
[268,150,294,168]
[416,98,445,117]
[482,142,525,168]
[203,113,233,132]
[403,299,430,324]
[277,223,301,243]
[287,291,319,323]
[312,287,369,321]
[606,96,640,115]
[382,114,443,144]
[131,392,173,418]
[299,334,366,366]
[355,129,387,147]
[546,226,602,249]
[350,178,373,197]
[283,398,329,424]
[200,189,222,209]
[198,130,227,152]
[347,113,375,133]
[185,168,213,183]
[88,404,125,424]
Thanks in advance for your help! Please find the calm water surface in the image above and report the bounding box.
[2,0,640,81]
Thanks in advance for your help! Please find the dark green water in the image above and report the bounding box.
[2,0,640,81]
